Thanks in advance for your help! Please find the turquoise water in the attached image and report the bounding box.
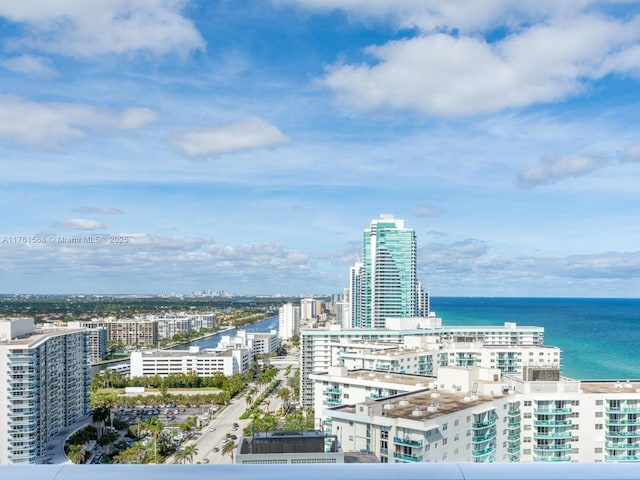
[431,297,640,380]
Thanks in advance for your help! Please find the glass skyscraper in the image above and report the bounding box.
[354,214,423,328]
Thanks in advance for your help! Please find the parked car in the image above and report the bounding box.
[212,447,220,453]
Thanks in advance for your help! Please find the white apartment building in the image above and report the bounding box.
[321,366,640,464]
[218,329,280,356]
[279,303,300,340]
[0,318,90,464]
[310,366,433,422]
[130,346,252,378]
[332,337,560,378]
[300,322,545,408]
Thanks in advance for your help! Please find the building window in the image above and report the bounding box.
[443,423,448,431]
[595,424,603,430]
[455,420,459,426]
[596,400,603,406]
[595,412,603,418]
[595,448,603,453]
[523,449,531,455]
[524,401,532,407]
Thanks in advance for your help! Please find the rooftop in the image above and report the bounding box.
[581,380,640,394]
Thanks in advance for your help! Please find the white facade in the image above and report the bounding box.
[130,346,251,378]
[279,303,300,340]
[320,368,640,464]
[218,329,280,356]
[332,338,560,379]
[0,319,90,464]
[300,323,546,408]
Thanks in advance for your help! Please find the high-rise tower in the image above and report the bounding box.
[354,214,423,328]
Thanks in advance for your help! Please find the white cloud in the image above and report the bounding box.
[618,144,640,163]
[275,0,610,33]
[1,54,57,76]
[0,0,205,58]
[170,117,291,156]
[0,95,157,149]
[415,206,440,218]
[518,154,607,188]
[54,218,106,230]
[322,14,640,116]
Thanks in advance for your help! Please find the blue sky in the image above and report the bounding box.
[1,1,640,297]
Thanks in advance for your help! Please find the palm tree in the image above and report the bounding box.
[141,417,163,462]
[183,443,198,464]
[67,444,86,464]
[277,387,291,413]
[173,448,188,464]
[221,439,236,464]
[92,405,111,438]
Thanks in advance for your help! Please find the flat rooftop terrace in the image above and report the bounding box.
[581,380,640,394]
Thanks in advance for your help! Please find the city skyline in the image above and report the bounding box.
[1,2,640,297]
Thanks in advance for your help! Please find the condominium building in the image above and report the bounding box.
[68,319,158,348]
[85,327,108,364]
[130,346,252,377]
[300,323,545,408]
[332,337,560,378]
[320,366,640,464]
[0,318,91,464]
[348,214,430,329]
[279,303,300,340]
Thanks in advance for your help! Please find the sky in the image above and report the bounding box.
[1,1,640,297]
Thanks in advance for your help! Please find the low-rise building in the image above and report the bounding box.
[236,430,343,464]
[129,346,251,377]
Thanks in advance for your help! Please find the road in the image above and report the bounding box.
[185,366,289,465]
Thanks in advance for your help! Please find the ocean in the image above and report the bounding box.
[430,297,640,381]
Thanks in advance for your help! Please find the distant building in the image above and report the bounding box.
[236,430,343,464]
[129,346,251,377]
[0,318,90,464]
[279,303,300,340]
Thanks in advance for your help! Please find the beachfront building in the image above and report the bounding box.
[331,337,560,378]
[129,345,252,378]
[0,318,90,464]
[300,323,545,408]
[320,365,640,464]
[279,303,300,340]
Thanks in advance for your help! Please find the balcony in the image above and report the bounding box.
[324,397,341,406]
[534,455,571,462]
[392,452,422,463]
[606,419,640,426]
[607,407,640,414]
[507,410,521,417]
[473,418,497,429]
[507,422,521,429]
[393,437,423,448]
[605,454,639,462]
[325,387,341,394]
[606,431,640,438]
[534,420,572,427]
[534,431,572,440]
[472,446,495,457]
[507,446,520,454]
[507,434,521,442]
[606,442,640,450]
[534,408,572,415]
[472,432,497,443]
[534,444,571,451]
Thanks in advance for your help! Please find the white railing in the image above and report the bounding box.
[2,463,640,480]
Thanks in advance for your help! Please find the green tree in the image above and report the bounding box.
[67,444,86,464]
[221,439,236,464]
[184,443,198,464]
[92,405,111,438]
